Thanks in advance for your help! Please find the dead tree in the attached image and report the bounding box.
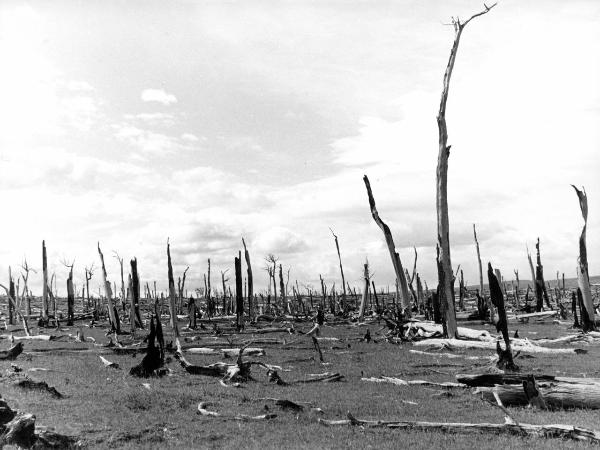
[513,269,520,308]
[358,261,370,321]
[20,259,35,317]
[84,264,94,313]
[265,254,279,305]
[130,258,143,329]
[278,264,286,313]
[221,269,229,315]
[235,252,243,330]
[61,259,75,326]
[242,238,253,320]
[572,185,595,329]
[41,240,49,322]
[0,277,30,336]
[113,252,125,309]
[363,175,411,316]
[436,4,497,337]
[166,239,181,351]
[488,262,518,371]
[329,228,347,310]
[7,268,14,325]
[98,242,119,333]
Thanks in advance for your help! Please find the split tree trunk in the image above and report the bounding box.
[167,240,180,350]
[572,185,595,329]
[130,258,143,329]
[235,252,243,330]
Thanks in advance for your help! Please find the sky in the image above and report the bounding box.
[0,0,598,296]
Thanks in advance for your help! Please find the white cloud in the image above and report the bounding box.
[141,88,177,105]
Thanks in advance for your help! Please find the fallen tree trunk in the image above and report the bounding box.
[413,338,585,354]
[0,342,23,360]
[318,412,600,444]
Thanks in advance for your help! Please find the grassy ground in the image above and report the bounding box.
[2,309,600,449]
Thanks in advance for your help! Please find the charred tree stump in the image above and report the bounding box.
[489,263,518,371]
[130,316,165,377]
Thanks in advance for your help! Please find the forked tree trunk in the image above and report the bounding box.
[572,185,595,329]
[363,175,411,316]
[436,5,496,337]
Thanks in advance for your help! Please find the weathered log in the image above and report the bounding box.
[362,376,464,389]
[413,338,585,354]
[197,402,276,421]
[318,411,600,444]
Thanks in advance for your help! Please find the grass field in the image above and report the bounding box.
[2,303,600,449]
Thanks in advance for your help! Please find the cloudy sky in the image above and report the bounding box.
[0,0,598,296]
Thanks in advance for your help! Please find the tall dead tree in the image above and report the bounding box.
[278,264,286,313]
[488,262,518,371]
[41,240,49,322]
[513,269,520,308]
[436,4,497,337]
[572,185,594,329]
[235,251,243,330]
[242,238,253,320]
[363,175,411,316]
[98,242,119,333]
[7,268,14,325]
[167,239,181,350]
[329,228,347,309]
[221,269,229,315]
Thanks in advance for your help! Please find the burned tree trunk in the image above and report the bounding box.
[41,241,49,322]
[7,269,14,326]
[572,185,595,330]
[363,175,411,316]
[130,315,165,377]
[242,238,253,321]
[435,6,496,337]
[235,252,243,330]
[278,264,286,313]
[473,225,494,323]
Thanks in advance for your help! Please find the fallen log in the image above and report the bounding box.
[413,338,586,354]
[197,402,276,421]
[362,376,464,389]
[0,334,53,341]
[185,347,265,357]
[409,322,493,341]
[13,379,63,399]
[458,372,600,409]
[317,412,600,444]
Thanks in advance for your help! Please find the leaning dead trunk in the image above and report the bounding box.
[572,185,595,329]
[363,175,411,316]
[488,263,517,371]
